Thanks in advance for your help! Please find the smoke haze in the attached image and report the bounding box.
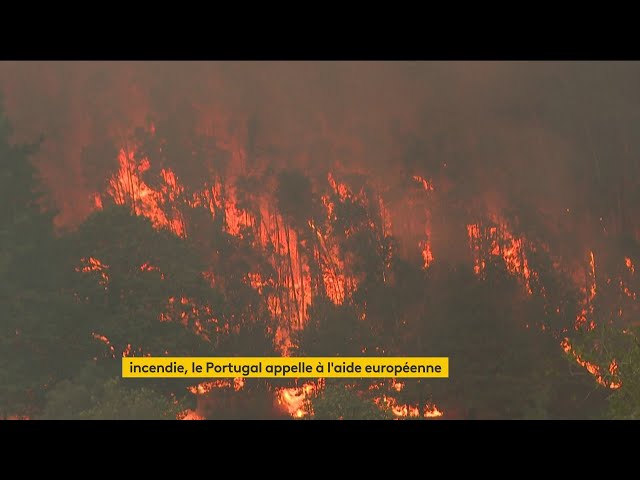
[1,61,639,244]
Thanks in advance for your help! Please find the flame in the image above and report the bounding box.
[619,256,637,301]
[101,148,186,237]
[624,257,635,275]
[421,240,434,269]
[424,405,444,418]
[80,122,638,419]
[178,410,205,420]
[92,332,115,358]
[277,382,316,418]
[561,338,621,390]
[327,172,350,200]
[412,175,434,192]
[374,394,443,419]
[97,140,329,350]
[466,220,532,292]
[92,193,103,210]
[575,251,598,331]
[76,256,109,286]
[188,378,245,396]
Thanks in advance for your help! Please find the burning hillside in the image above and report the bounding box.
[1,62,639,420]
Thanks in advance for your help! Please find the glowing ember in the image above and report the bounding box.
[188,378,245,396]
[77,257,109,286]
[412,175,434,192]
[178,410,205,420]
[375,394,443,419]
[92,193,103,210]
[466,220,533,292]
[277,383,316,418]
[99,148,186,237]
[327,172,350,200]
[575,251,597,331]
[625,257,635,275]
[421,241,434,269]
[561,338,621,390]
[92,332,115,357]
[424,405,444,418]
[80,115,638,421]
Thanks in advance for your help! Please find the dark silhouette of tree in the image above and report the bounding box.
[0,99,88,417]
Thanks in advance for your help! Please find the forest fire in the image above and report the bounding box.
[625,257,635,275]
[374,394,444,419]
[424,405,444,418]
[575,251,597,331]
[412,175,434,192]
[77,257,109,286]
[560,338,621,390]
[466,220,532,292]
[92,332,115,357]
[70,126,638,419]
[94,143,360,339]
[80,131,636,418]
[277,383,316,418]
[421,240,434,269]
[178,410,206,420]
[3,62,640,420]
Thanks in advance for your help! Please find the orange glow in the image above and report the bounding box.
[575,251,597,330]
[620,280,637,301]
[412,175,434,192]
[421,240,434,269]
[92,332,115,358]
[92,138,364,352]
[77,257,109,286]
[466,219,533,292]
[277,382,316,418]
[424,405,444,418]
[82,124,639,420]
[375,394,443,419]
[99,148,186,237]
[589,251,597,300]
[561,338,621,390]
[327,172,350,200]
[92,193,103,210]
[188,378,246,396]
[178,410,205,420]
[625,257,635,275]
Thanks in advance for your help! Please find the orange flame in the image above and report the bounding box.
[424,405,444,418]
[625,257,635,275]
[277,383,316,418]
[421,240,434,269]
[178,410,205,420]
[77,257,109,286]
[412,175,434,192]
[561,338,621,390]
[92,332,115,358]
[375,394,443,419]
[466,220,532,292]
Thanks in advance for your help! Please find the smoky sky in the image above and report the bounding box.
[1,61,640,232]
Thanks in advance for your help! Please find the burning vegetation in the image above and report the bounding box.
[1,62,640,420]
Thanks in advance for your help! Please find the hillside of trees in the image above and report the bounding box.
[1,96,638,420]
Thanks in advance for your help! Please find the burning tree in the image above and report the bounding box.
[2,61,640,420]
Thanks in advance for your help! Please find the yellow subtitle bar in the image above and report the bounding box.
[122,357,449,378]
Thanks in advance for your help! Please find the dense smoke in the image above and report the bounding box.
[2,61,639,420]
[1,61,639,249]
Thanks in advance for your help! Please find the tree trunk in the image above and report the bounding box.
[285,223,301,328]
[298,244,305,328]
